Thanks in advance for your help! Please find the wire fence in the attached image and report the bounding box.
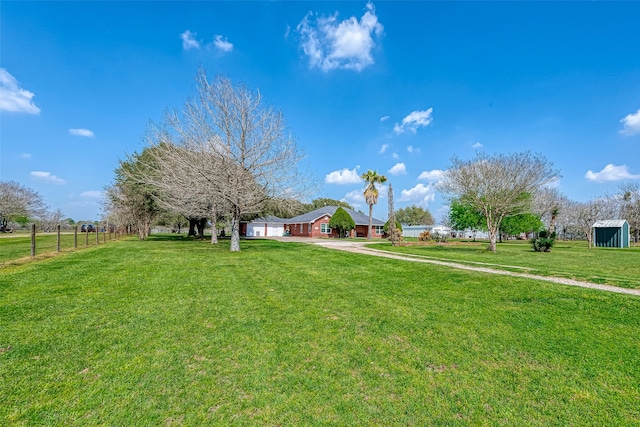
[0,224,131,265]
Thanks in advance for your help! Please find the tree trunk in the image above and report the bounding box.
[487,229,497,252]
[487,218,499,252]
[210,206,218,244]
[367,204,373,240]
[230,206,241,252]
[196,218,206,238]
[549,210,558,236]
[188,218,197,236]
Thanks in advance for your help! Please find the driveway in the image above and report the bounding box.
[263,236,640,297]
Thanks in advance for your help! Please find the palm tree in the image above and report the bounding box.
[361,170,387,239]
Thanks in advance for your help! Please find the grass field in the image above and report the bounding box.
[1,236,639,425]
[0,231,111,265]
[371,239,640,289]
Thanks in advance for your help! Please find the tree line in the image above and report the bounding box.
[439,152,640,251]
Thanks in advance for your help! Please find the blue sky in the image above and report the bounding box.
[1,1,639,222]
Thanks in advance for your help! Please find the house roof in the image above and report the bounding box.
[592,220,628,228]
[286,206,384,226]
[247,215,286,224]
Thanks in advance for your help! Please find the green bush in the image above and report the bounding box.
[531,229,555,252]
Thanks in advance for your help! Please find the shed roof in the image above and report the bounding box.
[592,220,628,228]
[286,206,384,226]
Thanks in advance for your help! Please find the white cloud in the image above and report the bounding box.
[342,189,365,208]
[473,142,483,149]
[30,171,65,185]
[69,128,94,137]
[378,184,388,198]
[585,164,640,182]
[380,115,390,122]
[393,108,433,134]
[325,166,362,184]
[392,152,399,159]
[418,169,444,182]
[388,162,406,176]
[0,68,40,114]
[213,35,233,52]
[406,145,421,154]
[379,144,389,154]
[398,183,436,207]
[180,30,201,50]
[544,178,561,189]
[81,190,103,199]
[297,2,383,72]
[620,108,640,136]
[21,153,32,159]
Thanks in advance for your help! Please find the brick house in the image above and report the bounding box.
[284,206,385,238]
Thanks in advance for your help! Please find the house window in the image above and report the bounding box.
[321,223,331,234]
[374,225,384,235]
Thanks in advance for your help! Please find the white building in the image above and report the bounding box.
[243,216,286,237]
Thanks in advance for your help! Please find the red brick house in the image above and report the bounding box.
[284,206,385,238]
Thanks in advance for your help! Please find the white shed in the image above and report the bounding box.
[244,216,286,237]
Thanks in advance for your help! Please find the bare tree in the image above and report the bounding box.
[532,187,568,236]
[38,208,66,232]
[131,69,309,251]
[564,197,616,248]
[0,180,47,231]
[105,149,163,240]
[616,183,640,245]
[438,152,559,252]
[132,138,223,242]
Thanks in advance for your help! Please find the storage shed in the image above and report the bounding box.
[592,220,630,248]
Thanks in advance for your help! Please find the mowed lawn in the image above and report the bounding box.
[0,232,107,264]
[1,236,639,425]
[371,239,640,289]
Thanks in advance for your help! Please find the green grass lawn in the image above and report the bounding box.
[370,239,640,289]
[0,232,110,264]
[1,236,639,425]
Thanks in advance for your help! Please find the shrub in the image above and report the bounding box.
[418,230,431,241]
[432,231,448,243]
[531,229,555,252]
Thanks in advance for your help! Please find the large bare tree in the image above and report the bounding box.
[438,151,559,252]
[0,180,47,231]
[132,69,309,251]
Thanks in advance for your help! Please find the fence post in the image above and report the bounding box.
[103,228,106,243]
[57,224,61,252]
[31,224,36,257]
[74,225,78,248]
[96,226,99,245]
[85,228,89,246]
